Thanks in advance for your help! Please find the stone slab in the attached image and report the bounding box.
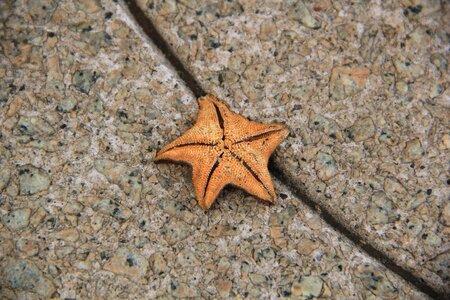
[136,0,449,293]
[0,0,440,298]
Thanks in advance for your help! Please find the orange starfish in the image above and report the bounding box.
[154,95,289,209]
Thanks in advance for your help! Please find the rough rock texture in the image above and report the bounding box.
[1,259,56,298]
[0,0,441,298]
[137,0,449,293]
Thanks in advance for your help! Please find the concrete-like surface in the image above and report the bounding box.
[0,0,446,298]
[136,0,450,294]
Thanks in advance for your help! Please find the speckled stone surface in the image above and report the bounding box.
[136,0,450,293]
[0,0,441,299]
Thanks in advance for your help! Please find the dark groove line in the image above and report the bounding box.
[234,129,284,145]
[160,142,217,154]
[268,158,441,300]
[212,102,225,136]
[203,157,220,199]
[230,151,272,197]
[124,0,206,98]
[123,1,443,299]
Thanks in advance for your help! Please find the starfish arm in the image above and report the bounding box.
[207,95,288,143]
[201,154,273,209]
[199,159,230,209]
[232,123,289,145]
[235,126,289,159]
[156,98,223,155]
[155,145,221,203]
[264,127,289,157]
[230,148,276,199]
[231,127,289,199]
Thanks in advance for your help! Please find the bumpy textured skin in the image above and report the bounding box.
[154,95,289,209]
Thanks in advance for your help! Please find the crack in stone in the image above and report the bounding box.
[122,1,442,298]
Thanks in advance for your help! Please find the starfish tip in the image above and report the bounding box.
[199,198,213,210]
[153,151,164,162]
[266,198,275,205]
[153,153,161,161]
[199,94,217,104]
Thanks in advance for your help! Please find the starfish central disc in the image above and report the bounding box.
[154,95,289,209]
[217,139,232,151]
[224,139,232,150]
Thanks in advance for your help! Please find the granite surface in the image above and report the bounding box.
[136,0,450,294]
[0,0,444,299]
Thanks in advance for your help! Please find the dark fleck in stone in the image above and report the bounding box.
[72,70,98,94]
[18,164,50,195]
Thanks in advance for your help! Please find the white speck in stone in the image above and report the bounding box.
[356,23,365,35]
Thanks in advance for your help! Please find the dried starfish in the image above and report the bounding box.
[154,95,289,209]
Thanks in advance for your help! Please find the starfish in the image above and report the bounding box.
[154,95,289,209]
